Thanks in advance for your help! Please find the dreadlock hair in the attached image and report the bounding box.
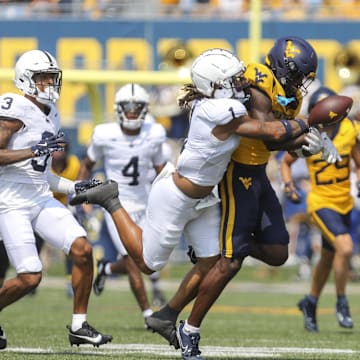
[177,83,207,109]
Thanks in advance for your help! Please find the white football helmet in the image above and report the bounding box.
[15,49,62,104]
[191,48,246,99]
[114,83,149,130]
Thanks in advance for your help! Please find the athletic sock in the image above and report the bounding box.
[183,319,200,334]
[71,314,87,331]
[143,308,153,319]
[105,263,112,275]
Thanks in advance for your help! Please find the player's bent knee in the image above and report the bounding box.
[70,237,93,263]
[196,255,220,274]
[267,252,288,266]
[18,272,42,290]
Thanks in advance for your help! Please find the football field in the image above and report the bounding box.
[1,265,360,360]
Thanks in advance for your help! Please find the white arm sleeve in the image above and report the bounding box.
[47,171,75,195]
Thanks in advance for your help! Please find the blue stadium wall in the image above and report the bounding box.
[0,19,358,77]
[0,19,358,121]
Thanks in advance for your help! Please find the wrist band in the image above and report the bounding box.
[280,120,293,140]
[294,118,309,133]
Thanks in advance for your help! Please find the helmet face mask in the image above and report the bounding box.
[114,83,149,130]
[191,48,247,99]
[266,37,318,97]
[15,50,62,104]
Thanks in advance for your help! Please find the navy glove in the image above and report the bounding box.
[31,132,66,157]
[284,182,303,204]
[74,178,102,194]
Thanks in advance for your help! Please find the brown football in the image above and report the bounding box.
[308,95,353,127]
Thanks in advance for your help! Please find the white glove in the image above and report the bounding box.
[301,127,324,155]
[320,132,342,164]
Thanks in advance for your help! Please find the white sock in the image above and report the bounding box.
[184,319,200,334]
[72,314,87,331]
[143,308,153,318]
[105,263,112,275]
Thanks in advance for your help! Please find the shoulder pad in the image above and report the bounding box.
[147,122,167,144]
[92,123,118,144]
[245,64,274,94]
[0,93,27,120]
[201,98,247,125]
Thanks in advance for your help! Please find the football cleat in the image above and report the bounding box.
[177,320,203,360]
[297,296,318,332]
[93,259,108,296]
[336,298,353,329]
[69,180,121,213]
[0,326,7,350]
[145,312,179,349]
[67,321,112,347]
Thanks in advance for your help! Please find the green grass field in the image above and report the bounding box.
[1,263,360,360]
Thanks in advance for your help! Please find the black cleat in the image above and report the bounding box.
[298,296,318,332]
[67,321,112,347]
[0,326,7,350]
[145,313,179,349]
[177,320,203,360]
[93,259,108,296]
[336,298,353,329]
[69,180,121,213]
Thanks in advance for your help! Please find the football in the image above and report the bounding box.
[308,95,353,127]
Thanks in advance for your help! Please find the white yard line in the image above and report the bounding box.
[4,344,358,358]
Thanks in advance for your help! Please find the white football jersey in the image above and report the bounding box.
[0,93,61,212]
[0,93,60,183]
[87,121,166,211]
[176,97,246,186]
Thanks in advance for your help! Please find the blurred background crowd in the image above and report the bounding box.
[0,0,359,19]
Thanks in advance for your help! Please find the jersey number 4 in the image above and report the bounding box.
[122,156,139,185]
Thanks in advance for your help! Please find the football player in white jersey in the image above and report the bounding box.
[0,49,112,350]
[70,48,317,358]
[77,83,168,324]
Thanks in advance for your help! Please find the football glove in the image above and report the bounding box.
[284,182,302,204]
[302,127,323,155]
[31,132,66,157]
[357,181,360,198]
[74,178,102,194]
[320,132,342,164]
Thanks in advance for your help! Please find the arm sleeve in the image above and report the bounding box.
[47,171,75,195]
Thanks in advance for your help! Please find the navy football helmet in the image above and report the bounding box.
[308,86,336,113]
[265,36,318,97]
